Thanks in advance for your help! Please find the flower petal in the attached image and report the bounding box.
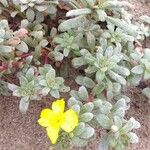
[61,109,78,133]
[52,99,65,114]
[46,126,60,144]
[38,109,54,127]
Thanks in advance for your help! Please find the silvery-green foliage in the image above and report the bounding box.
[52,31,79,60]
[59,20,102,52]
[65,0,133,21]
[140,15,150,24]
[20,0,58,12]
[0,80,11,96]
[38,64,70,98]
[0,0,143,149]
[136,24,150,40]
[99,117,140,150]
[0,19,28,54]
[102,22,134,45]
[106,16,137,37]
[0,0,58,22]
[15,0,58,21]
[75,75,121,100]
[75,76,96,89]
[95,98,140,150]
[73,43,130,99]
[77,22,102,50]
[21,19,48,60]
[59,0,134,34]
[94,98,129,129]
[0,19,13,53]
[8,67,41,113]
[130,49,150,85]
[68,86,95,147]
[136,15,150,40]
[142,87,150,100]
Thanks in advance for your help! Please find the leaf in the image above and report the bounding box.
[46,69,55,82]
[83,77,95,88]
[98,135,109,150]
[144,70,150,80]
[131,65,144,74]
[79,112,93,122]
[92,82,105,96]
[68,97,79,108]
[106,16,137,37]
[122,117,140,133]
[39,39,49,47]
[19,76,28,86]
[72,57,85,68]
[16,41,29,53]
[78,86,88,101]
[86,31,95,50]
[70,90,80,100]
[8,83,18,91]
[81,102,94,113]
[73,122,85,136]
[144,49,150,60]
[41,87,50,96]
[71,104,80,115]
[114,116,123,128]
[79,126,95,139]
[108,70,126,85]
[1,0,8,7]
[113,82,121,93]
[26,68,34,81]
[63,48,70,57]
[96,114,111,129]
[128,132,139,144]
[0,45,12,53]
[26,8,35,22]
[66,8,91,17]
[96,70,105,83]
[75,76,84,85]
[50,90,60,98]
[35,5,47,12]
[93,99,102,108]
[58,16,87,32]
[71,137,87,147]
[96,9,107,22]
[113,66,130,76]
[142,87,150,98]
[140,15,150,24]
[114,108,125,118]
[114,98,126,110]
[19,97,30,113]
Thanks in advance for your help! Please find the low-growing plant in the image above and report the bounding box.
[0,0,150,149]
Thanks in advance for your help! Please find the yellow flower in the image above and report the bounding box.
[38,99,78,144]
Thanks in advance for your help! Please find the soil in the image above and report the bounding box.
[0,0,150,150]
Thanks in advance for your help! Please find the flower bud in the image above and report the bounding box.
[111,125,119,132]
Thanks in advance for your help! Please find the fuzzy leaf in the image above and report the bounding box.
[96,114,111,129]
[73,122,85,136]
[19,97,30,113]
[131,65,144,74]
[71,137,87,147]
[79,126,95,139]
[78,86,88,101]
[66,8,92,17]
[79,112,93,122]
[16,41,29,53]
[81,102,94,113]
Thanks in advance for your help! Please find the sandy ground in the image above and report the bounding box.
[0,0,150,150]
